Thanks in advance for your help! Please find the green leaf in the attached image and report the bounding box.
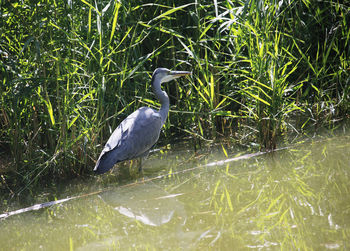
[151,3,192,22]
[109,2,121,43]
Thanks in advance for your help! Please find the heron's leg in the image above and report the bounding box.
[138,150,150,173]
[138,157,143,173]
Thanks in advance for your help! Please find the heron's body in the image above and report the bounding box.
[94,68,190,174]
[94,107,162,174]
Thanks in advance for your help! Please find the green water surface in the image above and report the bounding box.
[1,135,349,250]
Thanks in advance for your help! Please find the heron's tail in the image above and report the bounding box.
[93,151,118,174]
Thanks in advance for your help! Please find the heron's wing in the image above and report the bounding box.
[99,113,134,154]
[97,107,162,161]
[125,108,163,159]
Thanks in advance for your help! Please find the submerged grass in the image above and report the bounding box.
[0,0,349,192]
[203,135,350,249]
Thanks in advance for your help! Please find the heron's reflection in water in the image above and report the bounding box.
[99,182,186,226]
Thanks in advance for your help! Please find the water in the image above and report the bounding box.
[1,135,350,250]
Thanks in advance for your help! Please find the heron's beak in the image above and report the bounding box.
[170,71,192,78]
[161,70,191,83]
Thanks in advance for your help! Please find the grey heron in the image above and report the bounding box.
[93,68,191,174]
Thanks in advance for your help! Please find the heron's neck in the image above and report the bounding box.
[152,78,169,125]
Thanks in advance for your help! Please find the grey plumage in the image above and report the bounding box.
[94,68,191,174]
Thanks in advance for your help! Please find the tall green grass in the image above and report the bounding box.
[0,0,349,192]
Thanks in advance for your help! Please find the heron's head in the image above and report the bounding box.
[152,68,191,84]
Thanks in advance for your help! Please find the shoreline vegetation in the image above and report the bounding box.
[0,0,349,195]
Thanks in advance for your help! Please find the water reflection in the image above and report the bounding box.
[0,134,350,250]
[98,183,186,226]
